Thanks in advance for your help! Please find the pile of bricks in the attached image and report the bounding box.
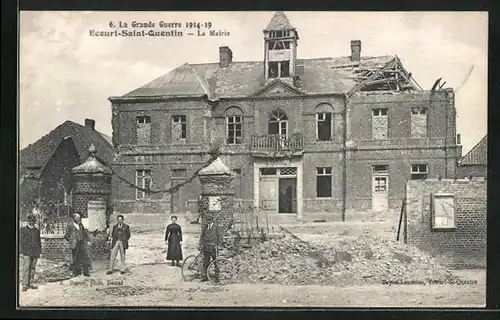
[225,230,456,286]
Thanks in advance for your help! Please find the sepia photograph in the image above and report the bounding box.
[18,10,487,308]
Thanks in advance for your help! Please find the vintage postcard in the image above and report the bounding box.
[19,11,487,308]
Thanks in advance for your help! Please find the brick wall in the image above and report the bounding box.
[372,115,388,140]
[199,174,235,231]
[41,235,73,262]
[410,113,427,138]
[136,123,152,145]
[111,91,459,218]
[71,173,112,225]
[456,165,487,178]
[406,178,486,269]
[41,234,110,262]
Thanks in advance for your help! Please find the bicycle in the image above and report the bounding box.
[181,248,235,284]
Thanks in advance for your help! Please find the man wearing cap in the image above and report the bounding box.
[64,213,91,277]
[198,214,223,282]
[20,214,42,291]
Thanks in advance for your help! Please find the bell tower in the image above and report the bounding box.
[263,11,299,85]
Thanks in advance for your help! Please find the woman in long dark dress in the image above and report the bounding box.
[165,216,183,266]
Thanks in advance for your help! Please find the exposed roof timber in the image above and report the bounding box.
[394,56,423,91]
[348,59,398,95]
[348,57,423,95]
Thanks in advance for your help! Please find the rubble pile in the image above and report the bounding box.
[18,258,73,283]
[96,285,154,297]
[226,230,456,286]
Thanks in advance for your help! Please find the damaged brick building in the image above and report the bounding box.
[109,11,462,219]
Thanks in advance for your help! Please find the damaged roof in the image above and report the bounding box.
[460,135,487,166]
[20,121,116,173]
[121,55,395,99]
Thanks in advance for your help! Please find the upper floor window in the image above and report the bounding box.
[316,167,332,198]
[226,116,242,144]
[372,108,388,140]
[269,109,288,136]
[136,116,151,145]
[315,103,334,141]
[411,164,428,180]
[171,168,186,178]
[225,106,244,145]
[411,107,428,138]
[268,61,290,78]
[269,30,291,38]
[136,169,152,200]
[172,115,187,142]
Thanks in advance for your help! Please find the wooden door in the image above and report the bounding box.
[260,177,278,211]
[372,175,389,212]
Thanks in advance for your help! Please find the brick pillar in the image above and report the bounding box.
[198,157,235,232]
[71,144,112,260]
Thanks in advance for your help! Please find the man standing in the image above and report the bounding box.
[106,215,131,275]
[198,214,222,282]
[64,213,91,277]
[20,214,42,291]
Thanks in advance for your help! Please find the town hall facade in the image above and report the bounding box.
[109,12,462,219]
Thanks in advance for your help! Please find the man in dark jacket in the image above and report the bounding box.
[20,214,42,291]
[106,215,131,275]
[198,214,223,282]
[64,213,91,277]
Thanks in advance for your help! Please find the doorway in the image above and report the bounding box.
[278,178,297,213]
[372,174,389,212]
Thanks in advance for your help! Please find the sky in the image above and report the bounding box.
[19,11,488,154]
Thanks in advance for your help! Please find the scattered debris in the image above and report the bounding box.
[223,230,456,286]
[96,285,154,297]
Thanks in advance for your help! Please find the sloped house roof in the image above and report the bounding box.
[459,135,487,166]
[120,56,402,99]
[111,12,421,102]
[20,120,116,177]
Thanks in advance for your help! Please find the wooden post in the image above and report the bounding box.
[396,199,404,241]
[403,199,408,244]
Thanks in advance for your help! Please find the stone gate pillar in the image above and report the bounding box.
[71,144,112,260]
[198,157,235,231]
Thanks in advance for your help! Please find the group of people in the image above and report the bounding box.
[20,211,222,291]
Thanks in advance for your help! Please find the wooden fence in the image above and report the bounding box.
[232,203,283,239]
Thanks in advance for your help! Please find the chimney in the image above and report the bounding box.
[219,46,233,68]
[350,40,361,61]
[84,118,95,130]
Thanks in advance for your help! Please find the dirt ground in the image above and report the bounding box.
[18,214,486,308]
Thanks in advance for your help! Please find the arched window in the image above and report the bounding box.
[225,106,243,144]
[269,109,288,137]
[315,103,334,141]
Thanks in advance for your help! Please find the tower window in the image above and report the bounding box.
[269,62,279,78]
[268,61,290,79]
[269,30,291,39]
[269,41,290,50]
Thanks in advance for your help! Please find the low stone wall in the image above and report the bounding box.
[41,234,72,262]
[41,233,110,263]
[113,200,171,215]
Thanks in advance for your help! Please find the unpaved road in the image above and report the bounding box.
[19,226,486,308]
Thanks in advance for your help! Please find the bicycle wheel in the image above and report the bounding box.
[207,258,235,285]
[181,255,201,282]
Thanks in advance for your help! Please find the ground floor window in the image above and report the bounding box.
[316,167,332,198]
[136,169,152,199]
[411,164,428,180]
